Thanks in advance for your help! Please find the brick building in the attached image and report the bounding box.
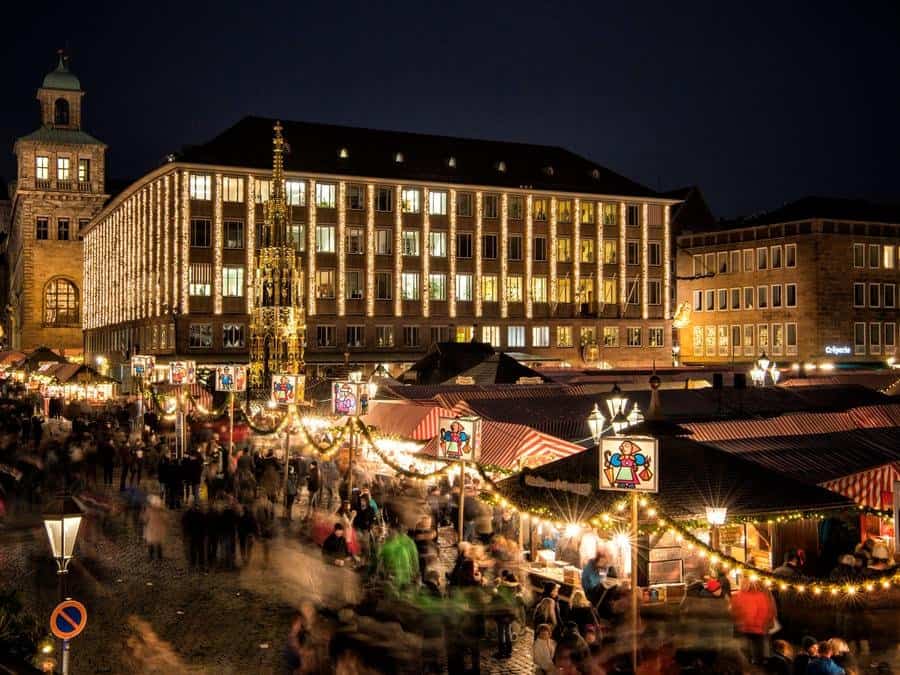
[4,54,108,355]
[82,117,678,373]
[676,197,900,365]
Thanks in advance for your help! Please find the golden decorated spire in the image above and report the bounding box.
[265,120,288,247]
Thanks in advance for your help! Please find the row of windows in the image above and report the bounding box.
[187,174,662,225]
[311,323,666,349]
[852,243,898,270]
[188,264,245,297]
[691,244,797,276]
[190,218,661,265]
[853,322,898,355]
[852,282,898,309]
[35,216,90,241]
[692,284,798,312]
[691,323,799,358]
[35,156,91,183]
[187,323,247,349]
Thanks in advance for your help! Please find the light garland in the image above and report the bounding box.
[337,180,346,317]
[641,202,649,320]
[549,197,558,304]
[525,194,533,319]
[474,191,483,318]
[307,178,317,316]
[422,187,430,318]
[663,203,671,320]
[448,187,456,319]
[366,183,375,317]
[213,173,223,314]
[500,192,508,319]
[573,197,581,311]
[619,201,626,316]
[246,174,255,314]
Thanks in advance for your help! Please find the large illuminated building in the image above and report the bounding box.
[82,116,677,374]
[4,54,108,354]
[676,197,900,365]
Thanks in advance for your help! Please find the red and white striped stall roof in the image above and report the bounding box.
[820,462,900,510]
[362,400,457,440]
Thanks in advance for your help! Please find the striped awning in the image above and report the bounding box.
[362,400,457,440]
[820,462,900,510]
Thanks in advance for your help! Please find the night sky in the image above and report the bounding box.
[2,0,898,218]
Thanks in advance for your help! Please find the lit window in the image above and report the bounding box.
[533,199,548,221]
[557,278,571,303]
[375,229,392,255]
[456,273,473,301]
[532,326,550,347]
[35,156,49,180]
[626,327,642,347]
[603,279,617,305]
[223,324,246,348]
[286,180,306,206]
[556,237,572,262]
[532,276,548,303]
[648,327,664,347]
[455,326,473,342]
[188,263,212,296]
[507,326,525,348]
[457,192,473,217]
[189,174,211,200]
[347,228,364,255]
[57,157,70,181]
[743,324,754,351]
[401,188,421,214]
[507,275,523,302]
[884,245,896,270]
[315,269,335,298]
[77,159,90,183]
[345,270,364,299]
[316,225,335,253]
[43,278,79,325]
[603,241,617,264]
[288,223,305,252]
[481,275,498,302]
[692,290,703,312]
[255,180,272,204]
[558,200,573,223]
[401,272,420,300]
[189,324,213,349]
[719,325,731,356]
[222,266,244,297]
[692,327,703,355]
[222,176,244,203]
[505,195,521,220]
[602,203,617,226]
[428,273,447,301]
[557,326,573,347]
[581,202,595,224]
[580,239,595,263]
[402,230,420,256]
[376,326,394,347]
[758,324,769,351]
[482,325,501,346]
[224,220,244,249]
[428,190,447,216]
[316,183,336,208]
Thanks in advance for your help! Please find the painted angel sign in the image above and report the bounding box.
[600,436,658,493]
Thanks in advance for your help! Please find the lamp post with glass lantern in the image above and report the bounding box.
[43,494,83,599]
[706,506,727,552]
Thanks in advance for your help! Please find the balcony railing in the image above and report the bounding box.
[36,179,51,190]
[57,181,72,191]
[77,182,91,192]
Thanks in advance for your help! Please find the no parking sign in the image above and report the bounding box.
[50,600,87,640]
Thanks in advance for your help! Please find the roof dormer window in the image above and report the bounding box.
[591,168,601,180]
[339,147,349,159]
[496,161,507,173]
[543,165,555,177]
[447,156,457,168]
[394,152,404,163]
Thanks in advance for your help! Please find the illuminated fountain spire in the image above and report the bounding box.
[248,121,306,398]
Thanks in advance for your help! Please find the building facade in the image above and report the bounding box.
[83,117,676,372]
[676,198,900,365]
[5,54,107,354]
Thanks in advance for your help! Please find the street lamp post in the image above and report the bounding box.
[43,495,82,675]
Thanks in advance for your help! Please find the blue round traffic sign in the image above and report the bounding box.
[50,600,87,640]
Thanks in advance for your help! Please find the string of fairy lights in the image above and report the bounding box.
[140,395,898,598]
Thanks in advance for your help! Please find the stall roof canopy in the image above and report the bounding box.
[821,461,900,510]
[497,436,854,521]
[23,346,67,369]
[37,363,118,385]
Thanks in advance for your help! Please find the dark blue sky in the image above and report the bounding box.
[2,0,898,217]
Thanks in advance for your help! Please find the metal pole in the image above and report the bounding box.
[457,460,466,543]
[228,393,234,460]
[631,491,640,673]
[61,639,70,675]
[347,420,355,500]
[283,428,290,516]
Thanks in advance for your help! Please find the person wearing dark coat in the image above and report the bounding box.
[182,504,206,570]
[322,522,350,565]
[305,462,321,516]
[99,438,115,487]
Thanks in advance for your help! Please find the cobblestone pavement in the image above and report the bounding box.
[0,475,540,674]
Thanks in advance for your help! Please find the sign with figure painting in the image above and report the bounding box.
[272,374,303,405]
[437,416,482,462]
[331,380,367,416]
[600,436,658,493]
[168,361,197,385]
[215,365,247,392]
[130,355,155,379]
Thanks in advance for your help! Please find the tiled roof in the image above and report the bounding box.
[17,126,104,146]
[177,116,660,198]
[714,196,900,230]
[497,436,853,521]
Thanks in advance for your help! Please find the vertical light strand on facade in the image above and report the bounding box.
[573,198,581,313]
[525,195,533,319]
[143,189,149,319]
[448,187,456,319]
[213,173,223,315]
[474,191,483,317]
[663,204,671,320]
[163,175,169,315]
[337,181,347,317]
[596,202,603,315]
[181,171,190,314]
[393,184,402,318]
[499,193,508,319]
[619,201,627,316]
[128,197,134,321]
[549,197,558,304]
[171,173,179,314]
[422,187,430,319]
[155,180,162,317]
[245,175,255,315]
[365,184,375,317]
[307,179,317,316]
[641,202,649,321]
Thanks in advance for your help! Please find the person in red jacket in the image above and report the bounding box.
[730,577,777,665]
